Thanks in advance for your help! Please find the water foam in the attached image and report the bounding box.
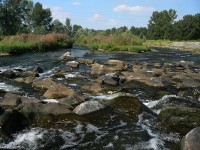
[0,82,20,92]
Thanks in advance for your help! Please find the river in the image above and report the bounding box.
[0,46,199,149]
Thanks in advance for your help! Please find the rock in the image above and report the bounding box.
[59,92,86,107]
[0,106,4,115]
[181,127,200,150]
[96,73,120,86]
[104,60,126,71]
[0,109,28,135]
[91,63,104,75]
[141,77,165,88]
[32,78,57,90]
[15,102,72,124]
[66,61,79,68]
[0,89,6,98]
[73,101,106,115]
[0,70,16,79]
[23,71,39,77]
[157,106,200,135]
[122,71,149,81]
[77,58,95,65]
[132,64,143,72]
[44,83,74,99]
[1,93,39,109]
[15,77,35,84]
[108,96,155,124]
[57,66,73,74]
[32,66,43,73]
[91,60,126,75]
[59,52,74,60]
[81,82,102,94]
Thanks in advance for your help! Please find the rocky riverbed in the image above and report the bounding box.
[0,46,199,149]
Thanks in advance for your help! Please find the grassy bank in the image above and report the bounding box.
[74,33,149,53]
[0,34,73,55]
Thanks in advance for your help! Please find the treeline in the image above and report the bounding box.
[0,0,200,41]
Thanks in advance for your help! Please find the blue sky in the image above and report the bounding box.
[33,0,200,29]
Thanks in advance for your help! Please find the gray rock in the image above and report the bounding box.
[0,109,28,135]
[73,101,106,115]
[181,127,200,150]
[77,58,95,64]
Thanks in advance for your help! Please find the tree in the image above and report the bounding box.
[148,9,177,40]
[72,24,82,36]
[0,0,33,35]
[52,19,65,33]
[31,2,52,34]
[65,18,72,36]
[175,14,200,40]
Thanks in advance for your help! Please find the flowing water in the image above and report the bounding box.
[0,46,199,149]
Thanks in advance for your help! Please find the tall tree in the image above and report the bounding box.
[65,18,72,36]
[52,19,65,33]
[72,24,82,36]
[0,0,33,35]
[31,2,52,34]
[148,9,177,40]
[175,14,200,40]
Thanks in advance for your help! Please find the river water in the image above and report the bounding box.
[0,46,199,149]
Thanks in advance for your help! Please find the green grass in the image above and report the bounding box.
[85,43,149,53]
[0,34,73,55]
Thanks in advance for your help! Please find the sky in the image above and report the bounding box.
[32,0,200,29]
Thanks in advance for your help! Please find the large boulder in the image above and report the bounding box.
[1,93,39,109]
[58,92,86,107]
[44,83,74,99]
[181,127,200,150]
[73,101,106,115]
[0,109,28,135]
[15,102,72,124]
[157,106,200,135]
[32,78,57,90]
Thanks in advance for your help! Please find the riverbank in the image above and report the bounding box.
[0,34,73,55]
[144,40,200,53]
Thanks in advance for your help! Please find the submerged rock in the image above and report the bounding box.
[73,101,106,115]
[181,127,200,150]
[157,106,200,135]
[44,83,74,99]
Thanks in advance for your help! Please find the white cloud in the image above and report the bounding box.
[107,19,118,25]
[114,5,155,13]
[51,6,71,23]
[89,13,103,21]
[72,2,81,5]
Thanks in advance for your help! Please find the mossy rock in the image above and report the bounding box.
[107,96,155,124]
[157,106,200,135]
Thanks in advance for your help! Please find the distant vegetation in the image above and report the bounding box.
[0,34,73,55]
[0,0,200,54]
